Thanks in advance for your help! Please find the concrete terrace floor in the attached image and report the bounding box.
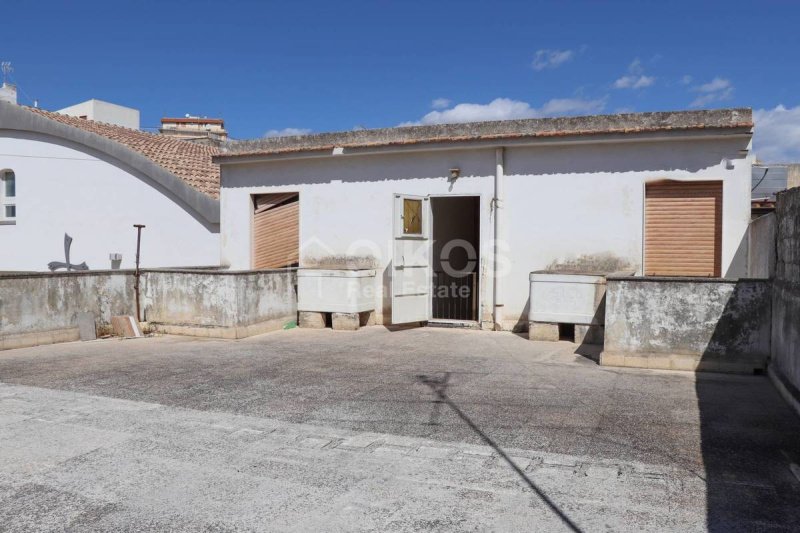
[0,327,798,532]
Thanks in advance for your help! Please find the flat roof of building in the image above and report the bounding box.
[215,108,753,163]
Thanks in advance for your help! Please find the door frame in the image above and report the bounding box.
[428,193,483,326]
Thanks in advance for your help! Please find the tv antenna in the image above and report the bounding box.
[1,62,12,84]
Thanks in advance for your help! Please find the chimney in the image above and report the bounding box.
[0,83,17,105]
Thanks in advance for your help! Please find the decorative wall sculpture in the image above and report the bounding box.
[48,233,89,271]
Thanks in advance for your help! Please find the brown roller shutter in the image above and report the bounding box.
[645,180,722,277]
[252,193,299,269]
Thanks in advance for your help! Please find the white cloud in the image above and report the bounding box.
[753,105,800,162]
[532,49,574,71]
[264,127,312,138]
[613,58,655,89]
[431,98,451,110]
[613,75,655,89]
[537,97,607,116]
[402,96,607,126]
[696,77,731,93]
[681,75,693,85]
[689,77,734,107]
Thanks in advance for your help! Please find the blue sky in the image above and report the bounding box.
[3,0,800,160]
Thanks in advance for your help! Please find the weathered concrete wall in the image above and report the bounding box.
[0,269,298,349]
[143,271,239,327]
[770,187,800,412]
[0,271,136,349]
[234,270,297,327]
[748,213,776,278]
[603,277,771,373]
[142,269,297,337]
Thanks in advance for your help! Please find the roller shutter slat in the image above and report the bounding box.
[254,192,298,213]
[645,181,722,277]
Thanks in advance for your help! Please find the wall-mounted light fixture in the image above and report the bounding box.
[449,167,460,181]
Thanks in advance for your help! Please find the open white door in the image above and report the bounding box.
[391,194,431,325]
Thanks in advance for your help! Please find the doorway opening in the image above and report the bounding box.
[431,196,480,322]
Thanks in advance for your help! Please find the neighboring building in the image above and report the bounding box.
[160,116,227,145]
[215,108,754,331]
[0,83,16,105]
[750,163,800,218]
[57,99,140,129]
[0,101,220,271]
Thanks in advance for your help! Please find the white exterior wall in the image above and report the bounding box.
[502,139,752,322]
[57,100,140,130]
[0,132,219,271]
[220,136,751,329]
[222,150,497,324]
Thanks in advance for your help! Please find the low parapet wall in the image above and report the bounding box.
[603,276,771,373]
[0,270,137,350]
[0,268,297,350]
[142,269,297,338]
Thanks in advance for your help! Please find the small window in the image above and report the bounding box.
[1,170,16,221]
[403,198,422,235]
[4,171,15,198]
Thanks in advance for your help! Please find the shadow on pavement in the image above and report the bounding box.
[418,372,584,533]
[695,281,800,531]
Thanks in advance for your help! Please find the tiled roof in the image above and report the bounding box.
[217,108,753,161]
[26,107,220,198]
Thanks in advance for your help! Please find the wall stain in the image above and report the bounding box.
[302,255,379,270]
[545,252,635,274]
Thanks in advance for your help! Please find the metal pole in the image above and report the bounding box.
[133,224,146,322]
[493,147,505,330]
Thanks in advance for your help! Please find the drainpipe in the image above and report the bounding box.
[493,147,504,330]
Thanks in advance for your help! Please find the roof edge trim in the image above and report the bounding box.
[214,126,752,165]
[216,108,752,163]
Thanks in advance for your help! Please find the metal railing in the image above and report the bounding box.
[432,271,478,321]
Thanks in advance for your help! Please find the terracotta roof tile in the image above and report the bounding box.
[25,107,220,198]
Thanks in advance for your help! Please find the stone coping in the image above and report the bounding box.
[217,108,752,160]
[0,267,296,280]
[605,276,770,283]
[530,269,635,277]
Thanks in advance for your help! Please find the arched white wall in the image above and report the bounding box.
[0,132,219,271]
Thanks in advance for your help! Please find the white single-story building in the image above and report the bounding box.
[0,97,220,271]
[215,108,753,330]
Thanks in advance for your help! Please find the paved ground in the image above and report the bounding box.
[0,327,799,531]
